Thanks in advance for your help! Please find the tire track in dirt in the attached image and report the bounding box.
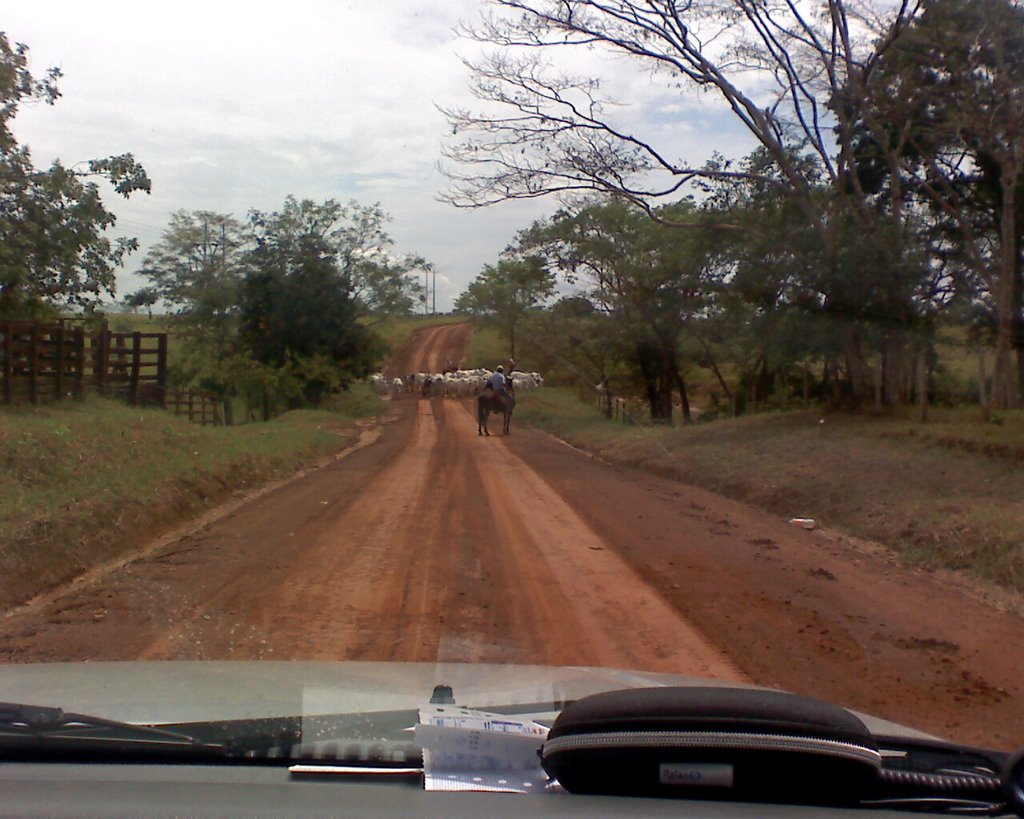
[458,399,744,677]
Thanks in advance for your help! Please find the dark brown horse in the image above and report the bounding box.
[477,389,515,436]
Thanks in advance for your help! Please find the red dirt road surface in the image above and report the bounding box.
[2,323,1023,749]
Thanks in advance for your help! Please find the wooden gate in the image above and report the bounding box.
[1,322,87,404]
[166,390,223,426]
[90,330,168,406]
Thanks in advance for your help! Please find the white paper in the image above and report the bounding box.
[416,705,553,793]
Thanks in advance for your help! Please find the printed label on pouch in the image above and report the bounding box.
[659,763,734,787]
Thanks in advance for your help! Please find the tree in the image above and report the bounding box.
[0,32,150,319]
[526,295,626,415]
[697,147,935,409]
[138,210,246,338]
[862,0,1024,407]
[520,199,715,421]
[240,199,384,406]
[454,255,555,358]
[136,210,248,419]
[356,256,430,316]
[440,0,935,403]
[246,196,426,318]
[124,287,159,319]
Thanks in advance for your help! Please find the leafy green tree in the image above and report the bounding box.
[521,199,715,421]
[240,199,384,406]
[698,148,919,408]
[0,32,150,319]
[138,211,246,333]
[524,295,626,414]
[136,211,248,418]
[124,287,159,319]
[248,196,426,318]
[454,255,555,359]
[440,0,949,404]
[862,0,1024,407]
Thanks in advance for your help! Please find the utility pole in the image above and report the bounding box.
[432,266,436,315]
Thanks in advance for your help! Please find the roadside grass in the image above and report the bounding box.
[322,382,386,418]
[466,324,509,369]
[0,397,368,611]
[516,388,1024,593]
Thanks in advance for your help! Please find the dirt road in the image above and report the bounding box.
[2,323,1023,748]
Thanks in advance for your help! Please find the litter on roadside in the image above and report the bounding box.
[788,518,817,530]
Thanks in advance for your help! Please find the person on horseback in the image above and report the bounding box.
[478,365,515,436]
[487,365,507,397]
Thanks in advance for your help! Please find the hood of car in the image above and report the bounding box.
[0,661,938,741]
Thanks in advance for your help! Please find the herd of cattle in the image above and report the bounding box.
[368,368,545,400]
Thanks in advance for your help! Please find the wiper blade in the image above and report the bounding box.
[0,701,225,758]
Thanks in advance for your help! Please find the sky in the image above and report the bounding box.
[7,1,756,312]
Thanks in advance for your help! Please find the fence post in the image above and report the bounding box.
[28,324,38,404]
[55,323,66,400]
[129,331,142,404]
[93,330,109,396]
[2,322,11,405]
[72,328,85,399]
[156,334,168,408]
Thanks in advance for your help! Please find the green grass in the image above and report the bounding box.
[466,324,511,370]
[104,312,177,334]
[322,382,386,418]
[517,388,1024,593]
[0,397,365,611]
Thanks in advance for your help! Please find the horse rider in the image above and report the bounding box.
[487,365,508,397]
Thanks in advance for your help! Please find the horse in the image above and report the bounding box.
[477,388,515,436]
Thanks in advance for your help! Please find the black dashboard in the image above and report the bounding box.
[0,761,926,817]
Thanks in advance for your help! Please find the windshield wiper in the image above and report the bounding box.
[0,701,225,760]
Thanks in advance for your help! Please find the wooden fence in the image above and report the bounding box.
[596,392,641,425]
[91,329,168,406]
[1,322,168,407]
[1,322,88,404]
[166,390,223,426]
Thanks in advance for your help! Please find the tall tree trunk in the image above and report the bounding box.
[637,343,672,422]
[917,346,928,423]
[873,356,883,408]
[1013,239,1024,399]
[841,323,869,405]
[696,336,733,401]
[673,366,692,424]
[883,331,908,406]
[992,164,1021,409]
[977,349,989,409]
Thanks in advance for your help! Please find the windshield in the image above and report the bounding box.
[2,0,1023,802]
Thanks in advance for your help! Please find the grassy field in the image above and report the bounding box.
[0,389,381,611]
[516,387,1024,594]
[465,324,510,369]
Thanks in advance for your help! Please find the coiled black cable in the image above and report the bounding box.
[879,766,1002,793]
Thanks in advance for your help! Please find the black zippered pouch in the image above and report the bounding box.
[541,686,881,805]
